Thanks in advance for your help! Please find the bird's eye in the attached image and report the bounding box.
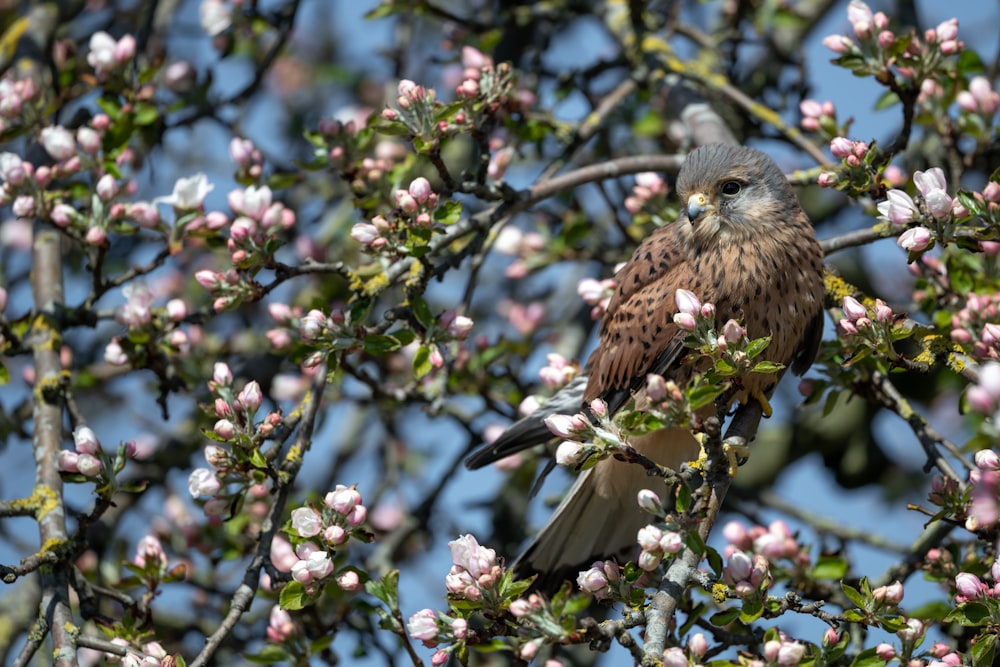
[721,181,742,196]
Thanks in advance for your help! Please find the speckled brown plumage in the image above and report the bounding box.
[586,143,825,415]
[468,143,826,592]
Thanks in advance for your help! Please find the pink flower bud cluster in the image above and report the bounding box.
[87,31,136,77]
[283,485,367,591]
[838,295,895,344]
[799,99,836,134]
[351,177,438,252]
[624,172,669,215]
[829,137,869,167]
[492,226,547,279]
[949,294,1000,360]
[0,74,40,127]
[722,520,811,582]
[964,449,1000,532]
[722,550,771,598]
[576,560,619,600]
[538,353,578,389]
[454,47,493,99]
[966,363,1000,418]
[762,638,807,666]
[957,77,1000,116]
[636,524,683,572]
[229,137,263,177]
[439,311,474,340]
[266,605,299,644]
[444,534,503,602]
[953,566,1000,603]
[224,184,296,265]
[577,277,616,319]
[57,425,105,478]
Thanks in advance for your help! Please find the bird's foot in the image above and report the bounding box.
[722,436,750,477]
[752,390,773,418]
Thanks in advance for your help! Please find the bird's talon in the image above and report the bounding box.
[722,436,750,477]
[753,391,773,418]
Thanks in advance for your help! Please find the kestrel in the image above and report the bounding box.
[467,144,826,591]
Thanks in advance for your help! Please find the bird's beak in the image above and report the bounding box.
[686,193,711,224]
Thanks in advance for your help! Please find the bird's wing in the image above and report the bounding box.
[464,375,588,470]
[584,222,702,413]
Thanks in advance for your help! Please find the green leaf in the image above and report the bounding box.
[433,200,462,225]
[849,647,887,667]
[810,556,848,580]
[0,362,8,385]
[132,103,160,126]
[675,482,691,512]
[249,448,268,469]
[363,334,403,354]
[971,631,997,667]
[410,295,435,328]
[279,581,312,610]
[245,646,290,663]
[873,90,900,111]
[841,581,867,609]
[709,607,740,626]
[739,595,763,624]
[751,360,785,374]
[413,345,433,379]
[365,570,400,608]
[944,601,992,626]
[745,336,772,359]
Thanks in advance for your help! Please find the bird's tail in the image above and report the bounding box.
[512,427,701,592]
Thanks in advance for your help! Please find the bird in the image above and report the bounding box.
[466,143,826,592]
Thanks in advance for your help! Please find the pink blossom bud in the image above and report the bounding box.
[637,525,664,551]
[822,34,852,53]
[576,563,609,594]
[777,642,806,665]
[660,531,683,554]
[544,413,587,439]
[975,449,1000,470]
[673,312,697,331]
[195,270,222,290]
[555,441,583,466]
[955,572,985,599]
[407,609,439,642]
[40,126,76,160]
[723,319,744,344]
[662,647,687,667]
[238,381,263,413]
[188,467,221,497]
[874,299,893,323]
[830,137,853,159]
[291,507,322,537]
[842,296,867,322]
[637,488,661,513]
[76,453,103,477]
[324,525,346,545]
[408,177,432,204]
[898,226,932,252]
[674,288,701,316]
[73,425,100,454]
[726,550,752,582]
[337,570,360,591]
[589,398,607,417]
[57,450,79,473]
[688,632,708,657]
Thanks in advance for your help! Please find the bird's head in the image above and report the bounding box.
[675,144,798,251]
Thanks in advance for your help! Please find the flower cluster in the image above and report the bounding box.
[492,225,547,279]
[408,534,523,665]
[350,176,459,260]
[624,172,670,219]
[967,363,1000,420]
[799,99,838,138]
[538,352,578,389]
[824,1,962,74]
[87,31,136,77]
[224,183,296,267]
[577,276,617,320]
[57,426,105,478]
[281,485,368,591]
[950,294,1000,360]
[953,560,1000,603]
[963,449,1000,532]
